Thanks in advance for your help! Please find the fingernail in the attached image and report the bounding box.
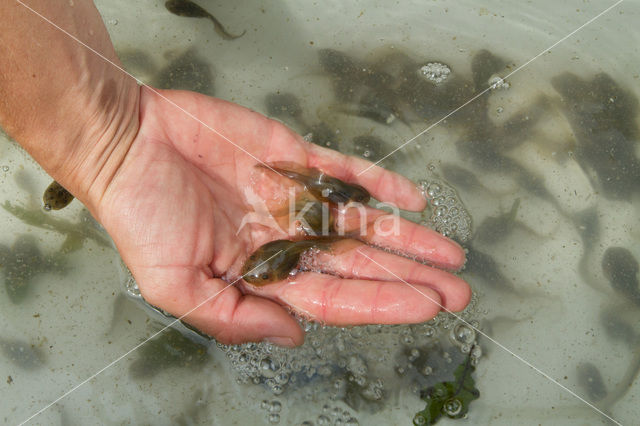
[264,336,296,347]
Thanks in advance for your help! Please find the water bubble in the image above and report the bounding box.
[421,178,472,243]
[421,365,433,376]
[414,414,427,425]
[268,413,280,424]
[260,357,281,378]
[451,322,476,346]
[432,387,445,398]
[427,183,441,197]
[435,206,448,217]
[471,345,483,359]
[419,63,451,84]
[317,414,331,424]
[408,348,420,362]
[349,327,363,338]
[347,355,367,376]
[443,398,463,417]
[488,75,510,90]
[402,334,415,345]
[275,372,289,384]
[363,150,371,158]
[269,401,282,413]
[261,400,270,410]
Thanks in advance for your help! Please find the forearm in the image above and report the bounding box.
[0,0,139,210]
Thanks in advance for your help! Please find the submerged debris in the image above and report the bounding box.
[413,349,480,425]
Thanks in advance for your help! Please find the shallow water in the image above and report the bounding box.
[1,0,639,424]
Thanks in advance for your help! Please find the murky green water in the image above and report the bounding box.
[1,0,639,424]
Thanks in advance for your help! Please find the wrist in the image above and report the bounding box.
[56,75,141,214]
[0,1,140,214]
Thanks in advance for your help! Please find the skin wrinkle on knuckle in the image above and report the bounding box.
[371,283,383,323]
[327,281,343,321]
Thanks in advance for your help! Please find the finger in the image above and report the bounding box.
[137,267,304,347]
[303,141,426,211]
[248,272,443,326]
[307,240,471,312]
[336,205,466,270]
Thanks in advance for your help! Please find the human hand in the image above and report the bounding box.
[93,86,470,347]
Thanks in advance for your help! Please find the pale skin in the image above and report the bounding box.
[0,1,470,347]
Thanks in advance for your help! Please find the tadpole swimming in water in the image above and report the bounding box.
[463,245,517,294]
[440,164,486,193]
[602,247,640,306]
[265,92,304,119]
[129,328,209,379]
[308,122,341,148]
[165,0,246,40]
[1,235,66,304]
[153,48,215,94]
[351,135,387,162]
[473,198,520,245]
[318,49,361,101]
[258,161,370,204]
[0,337,46,369]
[600,308,639,347]
[43,180,74,210]
[264,92,310,132]
[470,49,508,91]
[332,90,397,125]
[576,362,608,402]
[551,72,640,199]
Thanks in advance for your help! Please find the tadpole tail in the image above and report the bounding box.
[207,15,245,40]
